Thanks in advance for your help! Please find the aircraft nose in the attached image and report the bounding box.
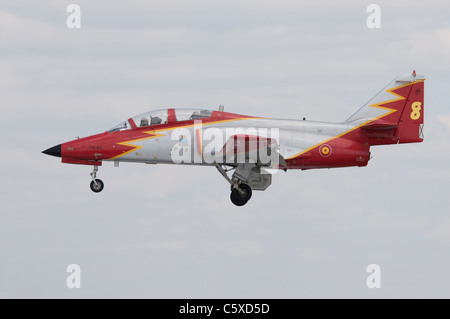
[42,144,61,158]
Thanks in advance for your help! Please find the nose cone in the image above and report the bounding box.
[42,144,61,158]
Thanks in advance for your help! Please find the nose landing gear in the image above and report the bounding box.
[89,166,104,193]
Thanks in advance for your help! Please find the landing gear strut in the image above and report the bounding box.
[89,166,104,193]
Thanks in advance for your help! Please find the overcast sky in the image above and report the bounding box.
[1,0,450,298]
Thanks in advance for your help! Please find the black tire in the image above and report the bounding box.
[90,179,104,193]
[230,191,247,206]
[230,183,252,206]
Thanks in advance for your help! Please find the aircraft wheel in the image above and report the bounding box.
[90,179,104,193]
[230,183,252,206]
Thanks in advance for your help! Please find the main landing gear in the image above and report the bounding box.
[215,163,253,206]
[89,165,104,193]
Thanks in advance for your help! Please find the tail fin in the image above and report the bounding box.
[347,72,425,144]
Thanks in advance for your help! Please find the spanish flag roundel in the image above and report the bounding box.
[319,144,332,157]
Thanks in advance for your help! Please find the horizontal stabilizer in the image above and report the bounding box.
[361,123,398,130]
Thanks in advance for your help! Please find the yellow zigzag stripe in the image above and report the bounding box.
[109,117,258,160]
[286,79,424,160]
[109,131,165,159]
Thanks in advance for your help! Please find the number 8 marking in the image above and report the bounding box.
[410,102,422,120]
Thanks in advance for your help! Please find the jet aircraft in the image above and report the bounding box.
[43,72,424,206]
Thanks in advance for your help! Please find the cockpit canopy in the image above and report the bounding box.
[108,108,213,133]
